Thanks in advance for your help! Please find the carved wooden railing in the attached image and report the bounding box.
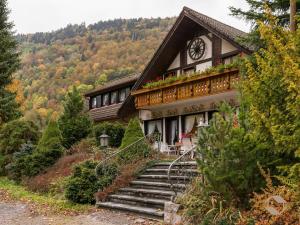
[132,69,239,109]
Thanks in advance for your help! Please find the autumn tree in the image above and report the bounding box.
[0,0,21,125]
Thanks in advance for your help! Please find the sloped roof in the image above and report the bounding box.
[88,103,122,121]
[85,73,140,97]
[118,7,251,117]
[183,6,247,44]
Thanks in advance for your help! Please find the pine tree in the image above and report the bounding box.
[230,0,300,49]
[58,86,92,149]
[0,0,21,125]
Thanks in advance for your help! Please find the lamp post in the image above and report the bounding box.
[99,133,110,148]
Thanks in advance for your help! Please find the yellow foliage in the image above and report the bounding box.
[6,79,25,111]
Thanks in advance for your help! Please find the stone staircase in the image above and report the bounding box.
[96,161,197,219]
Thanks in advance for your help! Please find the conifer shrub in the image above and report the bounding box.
[65,160,118,204]
[0,119,39,155]
[118,117,151,163]
[7,142,35,182]
[8,121,64,181]
[197,103,268,207]
[58,86,92,149]
[94,122,125,148]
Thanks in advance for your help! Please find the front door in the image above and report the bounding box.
[165,117,179,145]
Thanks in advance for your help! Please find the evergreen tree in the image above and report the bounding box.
[118,117,150,163]
[58,86,92,149]
[230,0,300,49]
[37,120,62,151]
[0,0,21,125]
[197,103,269,207]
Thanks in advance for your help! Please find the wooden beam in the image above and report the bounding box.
[212,34,222,66]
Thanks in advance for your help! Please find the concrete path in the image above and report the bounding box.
[0,202,159,225]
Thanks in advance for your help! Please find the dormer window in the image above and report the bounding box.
[119,88,127,102]
[111,91,118,104]
[102,93,110,106]
[91,97,97,109]
[96,95,102,107]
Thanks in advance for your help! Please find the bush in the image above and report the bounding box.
[179,178,241,225]
[65,160,118,204]
[118,117,151,163]
[23,147,63,177]
[7,143,35,182]
[94,122,125,148]
[58,86,92,149]
[37,121,61,151]
[197,103,270,207]
[0,119,40,155]
[7,120,64,181]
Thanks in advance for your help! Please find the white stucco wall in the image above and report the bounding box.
[221,39,237,54]
[187,35,212,65]
[168,53,180,70]
[196,61,212,72]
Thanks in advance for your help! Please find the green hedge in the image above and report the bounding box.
[65,160,118,204]
[7,121,64,182]
[94,122,125,148]
[0,119,40,155]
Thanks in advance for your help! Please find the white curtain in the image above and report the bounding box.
[147,120,162,135]
[184,114,204,133]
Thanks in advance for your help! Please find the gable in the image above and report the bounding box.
[118,7,251,117]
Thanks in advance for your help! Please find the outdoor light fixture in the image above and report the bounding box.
[99,133,110,148]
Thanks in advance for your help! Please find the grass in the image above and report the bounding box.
[0,177,94,214]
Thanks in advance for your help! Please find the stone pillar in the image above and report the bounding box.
[163,117,166,144]
[205,111,208,124]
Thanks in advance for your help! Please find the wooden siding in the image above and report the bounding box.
[132,69,239,109]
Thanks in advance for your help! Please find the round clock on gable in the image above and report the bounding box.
[188,37,206,60]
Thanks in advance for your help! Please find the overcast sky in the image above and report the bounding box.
[8,0,250,34]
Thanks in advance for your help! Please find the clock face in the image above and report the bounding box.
[188,37,206,60]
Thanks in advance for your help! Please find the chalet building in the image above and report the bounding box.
[87,7,252,151]
[85,74,139,122]
[119,7,252,151]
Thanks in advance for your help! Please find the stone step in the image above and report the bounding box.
[119,187,176,196]
[145,168,198,173]
[97,202,164,218]
[154,161,197,166]
[139,174,191,180]
[109,194,166,206]
[130,180,186,189]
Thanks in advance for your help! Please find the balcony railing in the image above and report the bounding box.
[131,69,239,109]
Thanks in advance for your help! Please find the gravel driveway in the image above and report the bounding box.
[0,202,159,225]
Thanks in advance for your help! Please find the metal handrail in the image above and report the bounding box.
[95,133,160,176]
[167,145,197,197]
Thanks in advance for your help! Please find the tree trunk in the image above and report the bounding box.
[290,0,297,32]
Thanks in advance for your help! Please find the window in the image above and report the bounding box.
[91,97,97,109]
[223,55,238,65]
[96,95,102,108]
[111,91,118,104]
[119,88,127,102]
[183,113,204,134]
[145,120,162,135]
[102,93,110,106]
[125,87,130,98]
[183,67,195,75]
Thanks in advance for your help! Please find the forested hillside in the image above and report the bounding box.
[14,18,176,126]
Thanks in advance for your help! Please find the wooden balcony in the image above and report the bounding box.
[131,69,239,109]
